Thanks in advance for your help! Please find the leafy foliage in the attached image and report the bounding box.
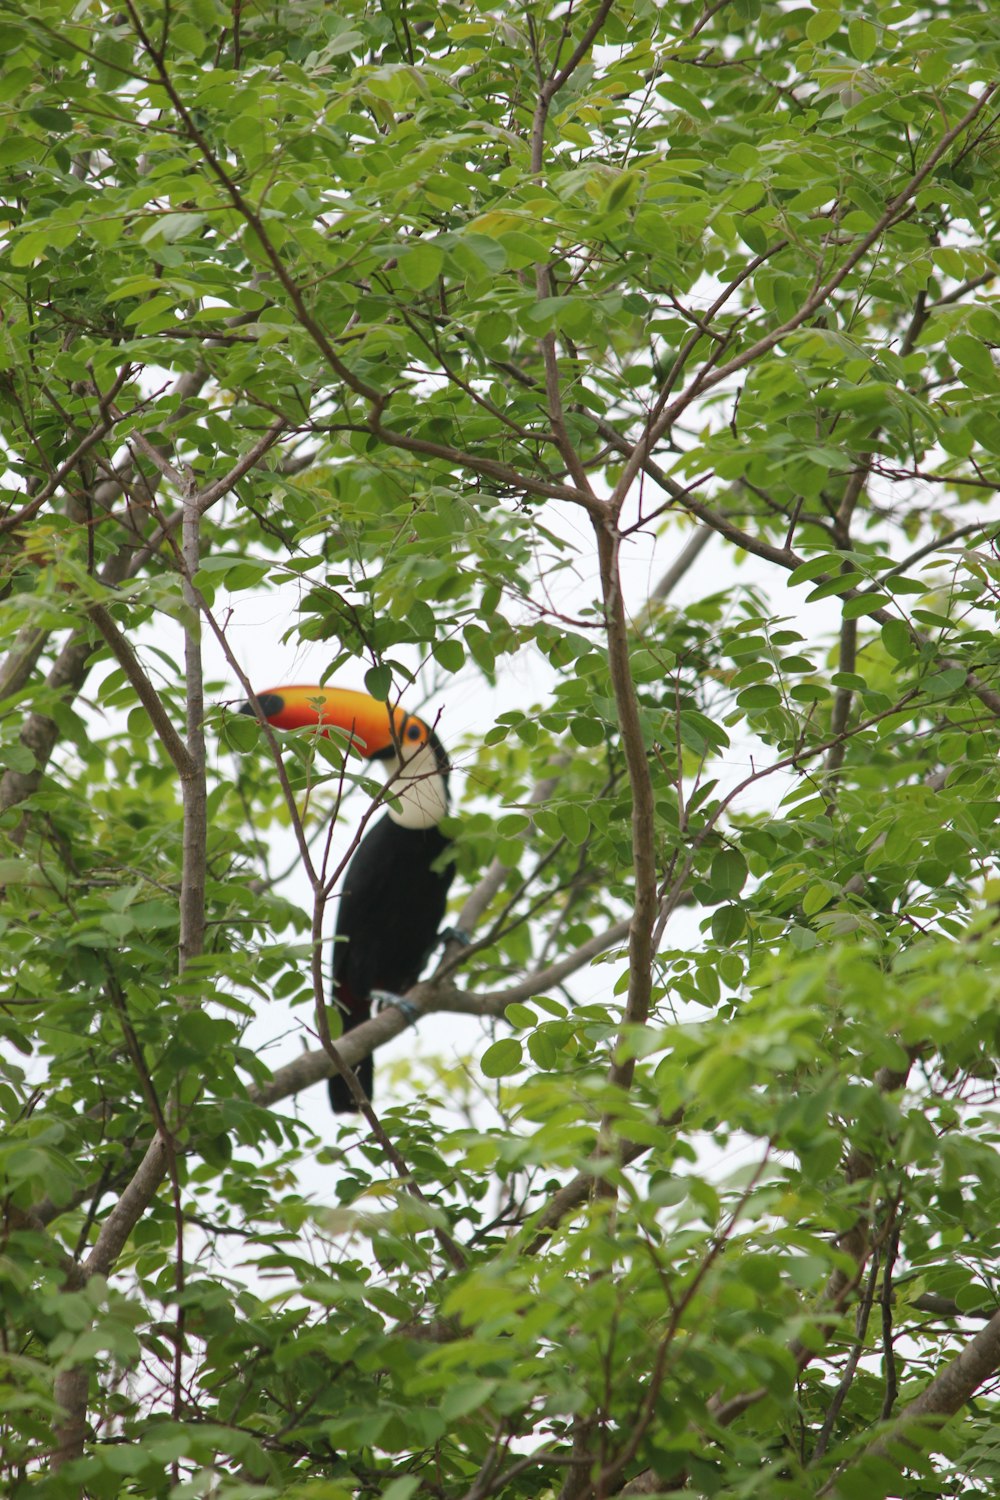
[2,0,1000,1496]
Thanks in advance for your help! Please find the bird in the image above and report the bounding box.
[240,685,454,1112]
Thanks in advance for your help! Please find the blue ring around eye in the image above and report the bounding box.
[407,723,421,739]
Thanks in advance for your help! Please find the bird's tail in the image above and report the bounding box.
[329,1051,373,1113]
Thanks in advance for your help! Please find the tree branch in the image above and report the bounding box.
[839,1308,1000,1488]
[87,604,195,780]
[595,516,658,1091]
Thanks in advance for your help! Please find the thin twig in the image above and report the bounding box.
[813,1248,881,1461]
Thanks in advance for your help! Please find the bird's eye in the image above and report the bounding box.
[407,723,422,741]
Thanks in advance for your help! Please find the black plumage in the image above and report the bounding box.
[330,816,454,1112]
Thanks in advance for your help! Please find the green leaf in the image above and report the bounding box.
[381,1481,420,1500]
[171,21,207,54]
[0,743,35,773]
[802,883,835,916]
[481,1038,523,1078]
[842,593,890,619]
[805,9,840,43]
[497,813,529,836]
[0,138,36,167]
[655,81,710,120]
[881,619,913,660]
[710,849,748,898]
[557,804,590,845]
[847,18,878,60]
[526,1029,558,1068]
[123,294,180,328]
[464,624,496,673]
[327,28,364,55]
[365,664,392,700]
[710,905,745,943]
[505,1003,536,1028]
[456,232,507,272]
[883,575,927,596]
[28,106,70,133]
[433,639,466,673]
[0,68,33,104]
[805,572,865,602]
[440,1379,498,1420]
[570,717,605,747]
[922,667,967,698]
[737,685,781,711]
[949,333,995,380]
[399,242,444,290]
[788,555,838,586]
[220,715,260,753]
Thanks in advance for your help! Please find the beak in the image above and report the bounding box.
[239,685,424,760]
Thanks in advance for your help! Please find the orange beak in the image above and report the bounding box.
[240,685,428,760]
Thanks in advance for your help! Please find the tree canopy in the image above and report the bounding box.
[3,0,1000,1496]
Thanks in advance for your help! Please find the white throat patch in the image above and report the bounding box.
[382,741,448,830]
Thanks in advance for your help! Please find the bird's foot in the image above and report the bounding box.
[439,925,472,948]
[372,990,420,1026]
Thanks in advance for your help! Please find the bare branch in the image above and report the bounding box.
[643,527,711,605]
[595,518,658,1088]
[368,421,606,516]
[87,604,195,780]
[545,0,616,97]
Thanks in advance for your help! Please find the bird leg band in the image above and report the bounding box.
[372,990,420,1026]
[439,926,472,948]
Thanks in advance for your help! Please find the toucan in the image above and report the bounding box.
[241,685,454,1112]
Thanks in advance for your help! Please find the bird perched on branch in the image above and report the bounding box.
[241,685,454,1112]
